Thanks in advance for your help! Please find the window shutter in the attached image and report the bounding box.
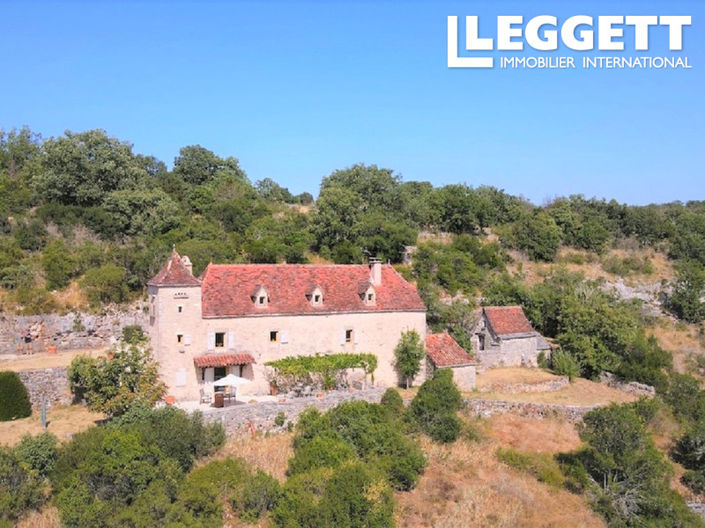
[184,334,192,346]
[227,331,235,349]
[353,330,359,345]
[280,330,289,344]
[340,330,347,346]
[207,332,215,351]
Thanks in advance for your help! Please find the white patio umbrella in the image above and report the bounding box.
[213,374,251,387]
[212,374,251,403]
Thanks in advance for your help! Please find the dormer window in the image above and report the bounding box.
[307,286,324,307]
[252,285,269,308]
[358,282,376,306]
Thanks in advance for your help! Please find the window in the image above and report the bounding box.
[259,296,266,305]
[178,305,183,313]
[215,332,225,348]
[478,334,485,351]
[345,329,353,343]
[270,330,279,343]
[367,293,373,301]
[314,294,321,303]
[177,334,183,344]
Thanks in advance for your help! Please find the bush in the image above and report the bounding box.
[0,371,31,421]
[409,369,462,443]
[682,470,705,495]
[236,470,281,522]
[549,348,581,380]
[288,435,357,475]
[496,447,565,487]
[0,447,45,522]
[14,432,58,477]
[274,411,286,427]
[80,262,129,305]
[380,388,404,415]
[122,324,145,344]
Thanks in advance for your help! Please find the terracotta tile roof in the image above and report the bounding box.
[200,264,425,317]
[426,333,477,367]
[483,306,535,336]
[193,353,255,368]
[148,249,201,287]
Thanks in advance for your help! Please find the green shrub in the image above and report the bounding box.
[380,388,404,416]
[549,348,580,381]
[0,371,31,421]
[288,435,357,475]
[409,369,462,443]
[682,470,705,495]
[236,470,281,522]
[496,447,565,487]
[122,324,145,344]
[0,447,45,522]
[274,411,286,427]
[14,432,58,477]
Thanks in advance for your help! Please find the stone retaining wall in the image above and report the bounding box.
[203,388,387,434]
[17,367,72,410]
[478,376,570,394]
[0,306,147,355]
[464,398,597,423]
[599,372,656,397]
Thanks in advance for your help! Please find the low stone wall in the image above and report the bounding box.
[478,376,570,394]
[464,398,597,423]
[599,372,656,397]
[17,367,72,410]
[203,387,386,434]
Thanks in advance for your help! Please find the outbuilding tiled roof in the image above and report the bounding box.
[193,354,255,368]
[148,249,201,287]
[483,306,535,336]
[200,264,425,317]
[425,333,477,367]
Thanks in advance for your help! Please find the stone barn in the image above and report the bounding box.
[471,306,550,368]
[425,332,478,390]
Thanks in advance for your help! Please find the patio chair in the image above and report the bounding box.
[199,388,212,404]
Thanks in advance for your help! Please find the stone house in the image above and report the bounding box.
[425,332,478,390]
[147,250,447,401]
[471,306,550,368]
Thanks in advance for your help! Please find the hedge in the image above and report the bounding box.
[0,371,31,421]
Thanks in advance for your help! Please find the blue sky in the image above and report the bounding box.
[1,0,702,205]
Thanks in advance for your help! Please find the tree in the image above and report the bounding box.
[514,209,562,261]
[67,343,166,417]
[80,263,128,305]
[394,330,426,388]
[666,260,705,323]
[173,145,246,185]
[409,369,463,444]
[0,447,45,522]
[35,129,148,206]
[0,371,31,421]
[41,239,76,290]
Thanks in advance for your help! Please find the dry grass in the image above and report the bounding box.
[484,414,582,453]
[507,247,673,288]
[647,318,705,374]
[215,432,294,482]
[53,280,89,311]
[0,347,108,372]
[395,420,605,528]
[0,404,104,446]
[476,367,561,389]
[16,506,61,528]
[469,378,639,406]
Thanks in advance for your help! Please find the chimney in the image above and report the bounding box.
[369,257,382,286]
[181,255,193,276]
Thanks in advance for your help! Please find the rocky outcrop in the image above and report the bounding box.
[0,305,147,355]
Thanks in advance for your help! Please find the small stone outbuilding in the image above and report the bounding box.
[471,306,550,368]
[425,332,478,390]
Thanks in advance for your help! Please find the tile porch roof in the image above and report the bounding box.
[199,263,425,317]
[193,353,255,368]
[483,306,535,336]
[425,332,477,367]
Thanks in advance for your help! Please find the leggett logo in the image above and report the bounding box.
[448,15,692,70]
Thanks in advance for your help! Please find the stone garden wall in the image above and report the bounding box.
[17,367,72,410]
[464,398,597,423]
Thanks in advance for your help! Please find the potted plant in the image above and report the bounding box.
[269,379,279,396]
